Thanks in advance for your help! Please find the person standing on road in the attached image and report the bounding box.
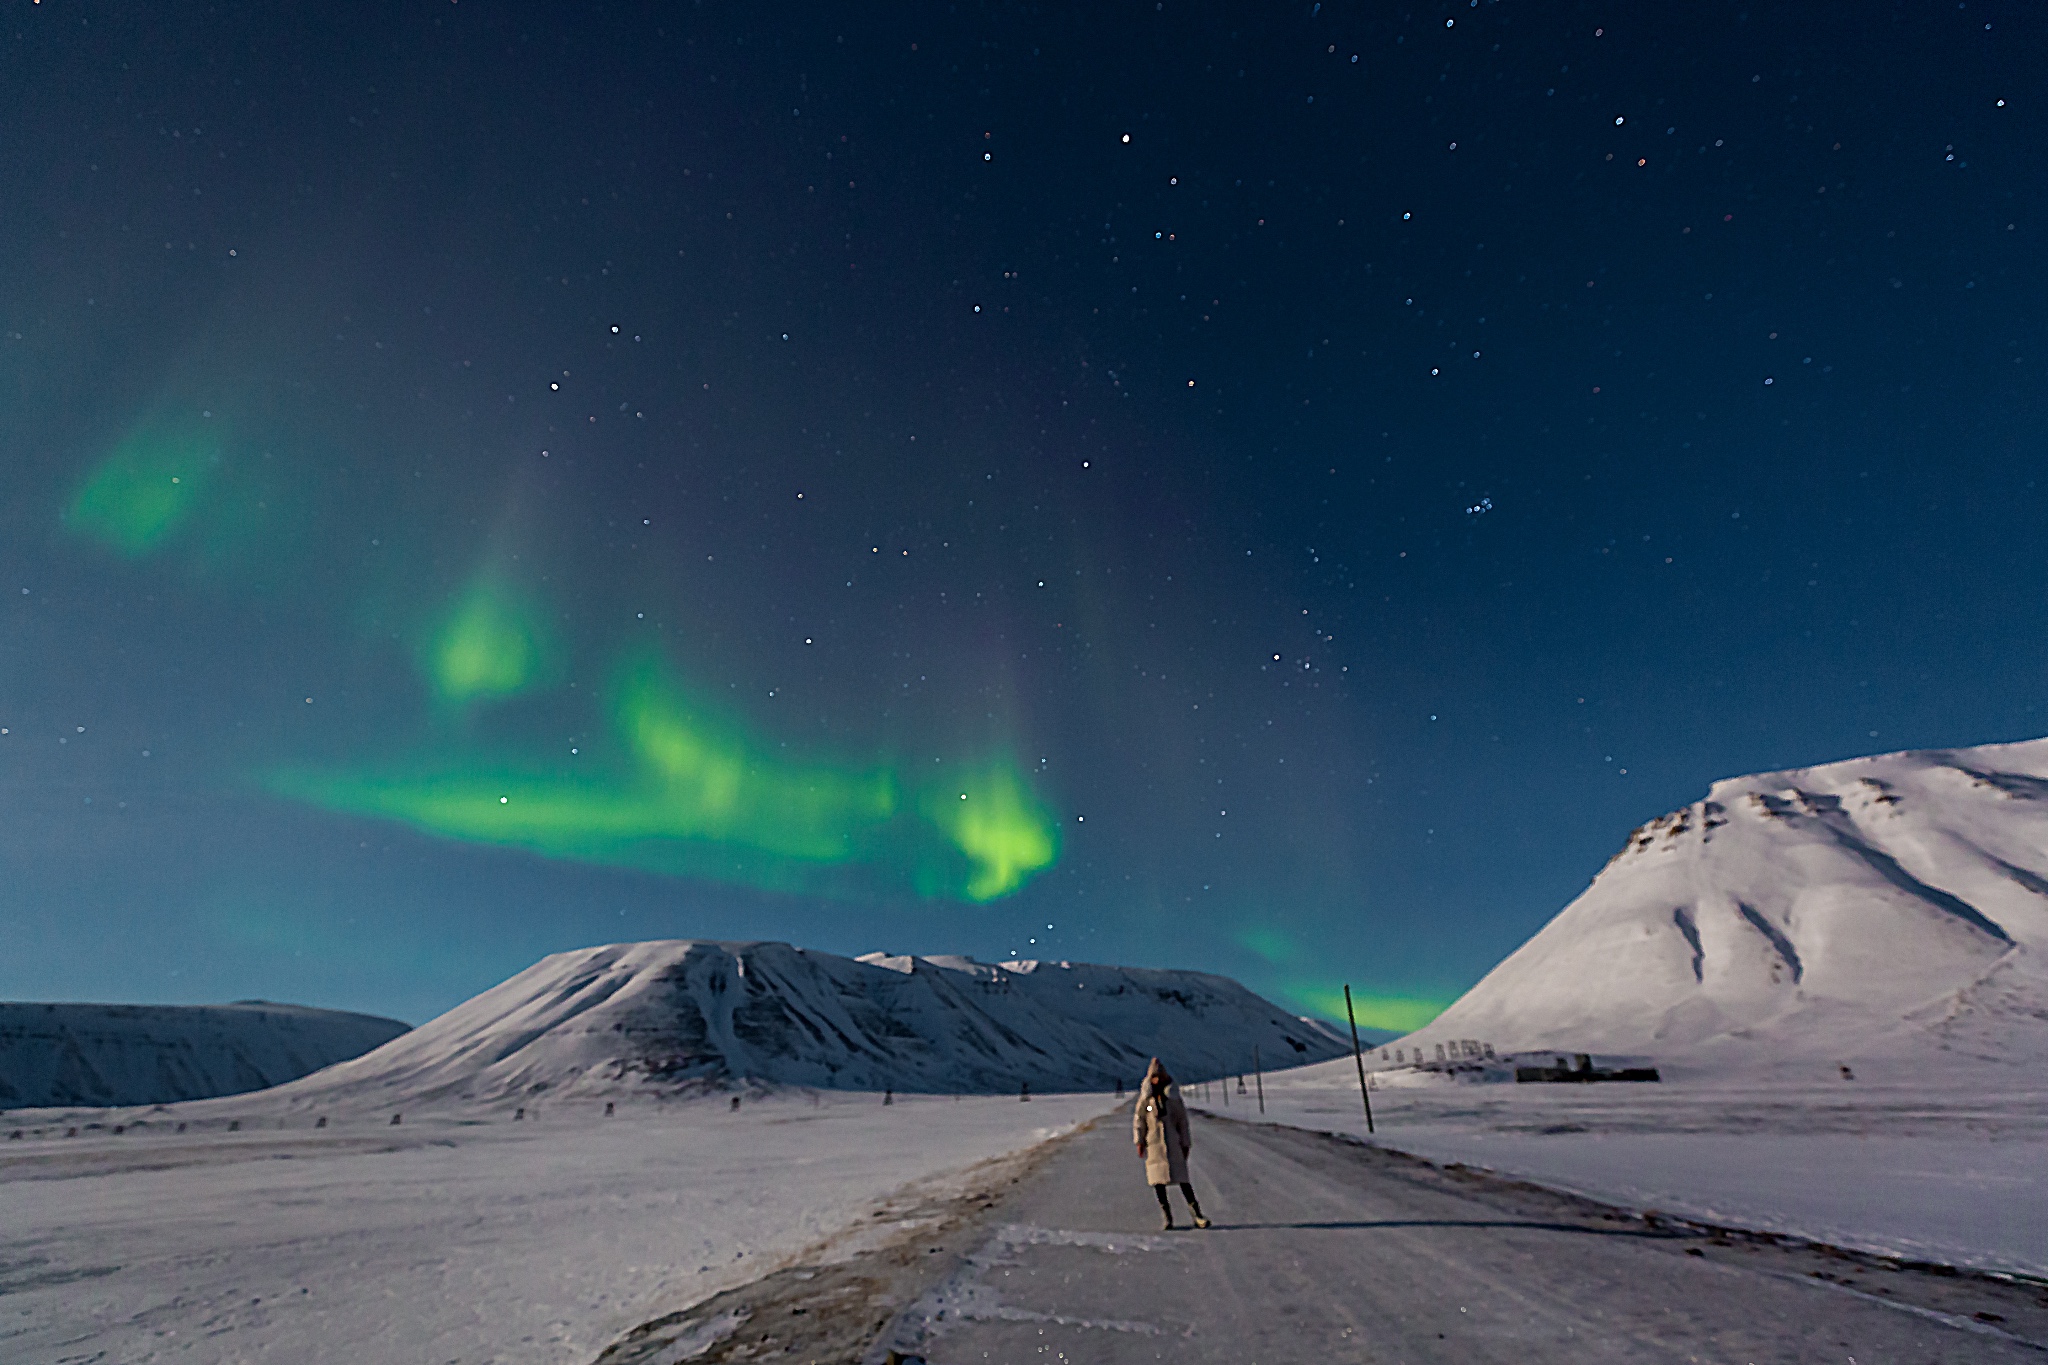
[1133,1057,1210,1230]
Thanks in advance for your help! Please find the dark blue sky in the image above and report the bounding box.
[2,0,2041,1027]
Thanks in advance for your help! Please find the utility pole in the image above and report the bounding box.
[1252,1045,1265,1114]
[1343,984,1376,1136]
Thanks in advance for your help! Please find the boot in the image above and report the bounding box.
[1160,1209,1176,1231]
[1178,1182,1211,1229]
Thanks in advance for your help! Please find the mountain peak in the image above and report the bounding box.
[1396,737,2048,1073]
[259,940,1348,1110]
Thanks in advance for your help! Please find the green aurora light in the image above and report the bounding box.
[1235,926,1448,1033]
[66,427,216,556]
[616,662,899,861]
[266,658,1061,903]
[427,580,550,701]
[62,418,1062,904]
[1284,985,1448,1034]
[919,766,1060,901]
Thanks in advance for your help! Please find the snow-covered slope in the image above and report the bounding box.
[1396,737,2048,1070]
[0,1001,410,1108]
[259,941,1346,1109]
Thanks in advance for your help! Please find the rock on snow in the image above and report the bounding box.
[257,941,1348,1109]
[0,1001,409,1108]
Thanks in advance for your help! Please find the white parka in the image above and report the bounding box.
[1132,1065,1191,1185]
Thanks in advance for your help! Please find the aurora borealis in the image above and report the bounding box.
[67,425,219,559]
[427,580,552,704]
[73,422,1063,900]
[266,657,1057,903]
[4,2,2045,1029]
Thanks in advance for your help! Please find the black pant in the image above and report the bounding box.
[1152,1181,1201,1212]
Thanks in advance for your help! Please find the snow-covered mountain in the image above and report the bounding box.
[258,941,1347,1109]
[1394,737,2048,1071]
[0,1001,410,1108]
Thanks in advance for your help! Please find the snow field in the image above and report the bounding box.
[0,1088,1120,1365]
[1218,1057,2048,1279]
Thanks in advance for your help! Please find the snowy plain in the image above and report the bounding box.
[0,1088,1118,1365]
[1211,1056,2048,1280]
[0,938,1322,1365]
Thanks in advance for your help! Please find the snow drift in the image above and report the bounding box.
[259,940,1347,1108]
[1394,737,2048,1069]
[0,1001,410,1108]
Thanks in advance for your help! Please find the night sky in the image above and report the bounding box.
[3,1,2041,1029]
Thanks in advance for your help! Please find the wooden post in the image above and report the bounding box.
[1344,984,1376,1136]
[1253,1046,1265,1114]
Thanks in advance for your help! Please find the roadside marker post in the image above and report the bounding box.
[1253,1045,1265,1114]
[1344,984,1377,1136]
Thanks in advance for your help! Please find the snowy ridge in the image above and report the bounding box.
[1393,737,2048,1070]
[0,1001,409,1108]
[258,941,1347,1108]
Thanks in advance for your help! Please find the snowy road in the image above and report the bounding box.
[881,1109,2048,1363]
